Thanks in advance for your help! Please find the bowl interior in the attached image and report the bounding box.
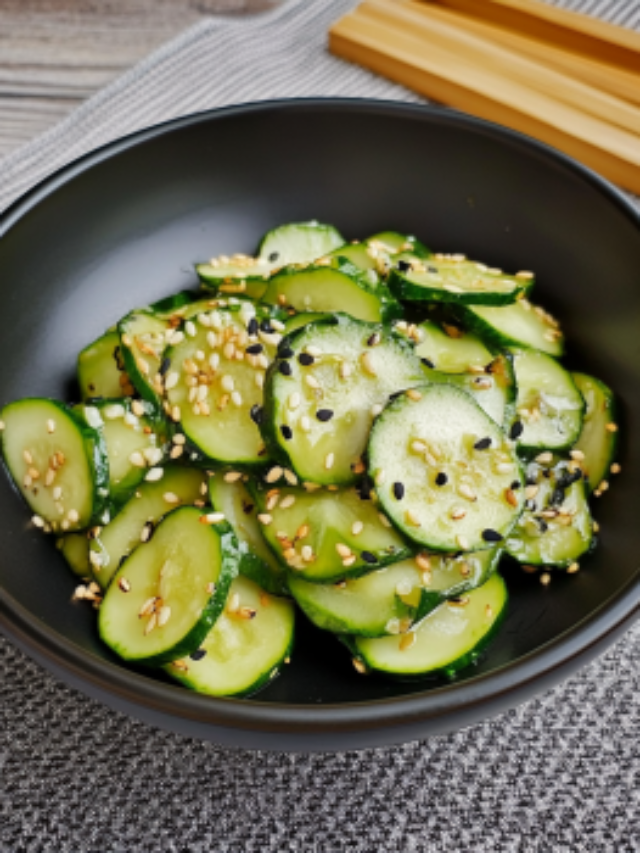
[1,101,640,711]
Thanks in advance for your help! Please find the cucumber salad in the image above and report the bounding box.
[0,221,620,694]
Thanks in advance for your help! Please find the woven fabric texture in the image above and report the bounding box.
[2,1,640,850]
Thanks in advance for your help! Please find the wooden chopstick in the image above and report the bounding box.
[430,0,640,77]
[411,1,640,107]
[329,6,640,193]
[362,0,640,135]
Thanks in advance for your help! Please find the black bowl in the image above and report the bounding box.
[1,99,639,752]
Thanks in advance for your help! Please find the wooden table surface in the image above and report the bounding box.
[0,0,279,159]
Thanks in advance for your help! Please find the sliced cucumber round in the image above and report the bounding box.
[506,461,593,568]
[57,532,91,577]
[349,572,507,679]
[75,398,168,507]
[414,320,494,373]
[165,575,294,697]
[250,483,411,581]
[288,547,500,637]
[262,314,426,485]
[454,299,564,356]
[77,329,132,400]
[424,353,516,430]
[368,384,524,552]
[118,310,170,410]
[164,301,281,465]
[327,242,378,273]
[389,254,531,305]
[572,373,619,493]
[90,466,207,589]
[0,398,110,532]
[261,263,401,324]
[511,348,584,454]
[209,475,288,596]
[367,231,430,258]
[258,221,345,266]
[196,257,272,300]
[99,506,239,666]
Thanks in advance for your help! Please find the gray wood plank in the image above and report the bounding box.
[0,0,279,158]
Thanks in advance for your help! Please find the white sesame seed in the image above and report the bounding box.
[336,543,352,558]
[300,416,312,432]
[456,534,470,550]
[227,593,240,614]
[301,545,314,562]
[255,373,265,389]
[458,484,477,502]
[157,604,171,626]
[45,469,55,486]
[406,389,422,401]
[305,375,320,390]
[221,375,235,392]
[31,515,45,528]
[185,320,197,338]
[415,553,431,571]
[378,513,392,528]
[171,406,181,422]
[396,579,413,596]
[145,467,164,482]
[340,362,352,380]
[496,462,514,474]
[279,495,296,509]
[163,371,179,391]
[361,351,377,376]
[23,449,33,465]
[129,451,146,468]
[324,452,335,470]
[288,392,301,411]
[257,514,272,525]
[46,419,56,434]
[0,421,4,430]
[265,466,283,483]
[342,555,357,567]
[201,512,225,524]
[351,520,364,536]
[284,469,298,486]
[535,452,553,464]
[231,391,243,407]
[224,471,243,483]
[163,492,179,504]
[370,404,383,417]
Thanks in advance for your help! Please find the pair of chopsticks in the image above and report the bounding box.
[329,0,640,193]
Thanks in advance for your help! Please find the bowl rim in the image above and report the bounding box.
[2,97,640,740]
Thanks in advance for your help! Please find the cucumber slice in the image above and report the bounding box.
[424,353,516,430]
[118,310,169,410]
[99,506,239,666]
[367,231,430,257]
[196,256,272,300]
[389,254,531,305]
[165,575,294,697]
[262,314,426,485]
[327,242,378,273]
[455,299,564,356]
[75,399,168,506]
[288,547,500,637]
[506,461,593,568]
[368,384,524,552]
[250,483,411,581]
[511,349,584,454]
[77,330,133,400]
[572,373,619,493]
[0,398,110,532]
[261,262,401,324]
[90,466,207,589]
[209,475,288,595]
[163,301,281,465]
[414,320,494,373]
[350,572,507,679]
[57,533,91,577]
[258,221,345,266]
[282,311,328,336]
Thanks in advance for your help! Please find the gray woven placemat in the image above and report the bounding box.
[2,1,640,850]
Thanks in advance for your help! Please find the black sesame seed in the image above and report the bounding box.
[525,500,537,512]
[509,421,524,440]
[511,480,522,490]
[542,469,552,479]
[159,356,171,376]
[361,551,377,564]
[242,501,254,515]
[526,475,538,486]
[435,472,448,486]
[268,252,279,263]
[367,333,381,347]
[421,357,435,369]
[537,519,549,533]
[482,529,503,543]
[427,265,438,274]
[246,343,263,355]
[247,317,259,336]
[250,404,263,425]
[474,437,492,451]
[190,649,207,661]
[279,346,294,359]
[549,487,565,507]
[316,409,334,422]
[357,475,374,501]
[280,425,293,441]
[397,260,411,272]
[393,482,405,500]
[260,319,274,333]
[298,353,314,367]
[278,361,292,376]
